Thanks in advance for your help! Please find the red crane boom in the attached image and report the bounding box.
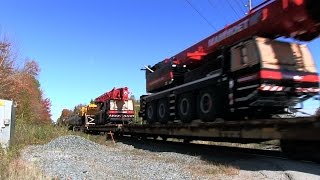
[169,0,320,65]
[95,87,129,103]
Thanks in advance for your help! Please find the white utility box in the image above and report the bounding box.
[0,99,15,149]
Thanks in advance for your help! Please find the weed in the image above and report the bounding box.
[188,162,239,177]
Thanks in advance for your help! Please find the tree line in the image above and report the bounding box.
[0,37,51,124]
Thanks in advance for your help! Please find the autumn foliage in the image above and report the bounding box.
[0,38,51,123]
[57,109,73,126]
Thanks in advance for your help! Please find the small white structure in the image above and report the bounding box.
[0,99,15,149]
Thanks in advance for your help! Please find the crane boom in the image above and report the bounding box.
[169,0,320,65]
[95,87,129,103]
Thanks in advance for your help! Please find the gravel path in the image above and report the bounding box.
[21,135,320,180]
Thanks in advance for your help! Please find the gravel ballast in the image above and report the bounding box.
[21,135,200,179]
[21,135,320,180]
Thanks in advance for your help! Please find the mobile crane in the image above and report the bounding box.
[139,0,320,123]
[94,87,134,124]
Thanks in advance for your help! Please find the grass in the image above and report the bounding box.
[6,159,48,180]
[0,120,107,179]
[188,162,239,177]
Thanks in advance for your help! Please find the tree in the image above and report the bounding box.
[0,36,52,124]
[73,104,85,115]
[57,109,73,126]
[0,40,15,99]
[130,95,142,123]
[40,97,52,122]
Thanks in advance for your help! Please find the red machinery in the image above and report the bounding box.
[95,87,129,103]
[94,87,134,124]
[141,0,320,123]
[146,0,320,93]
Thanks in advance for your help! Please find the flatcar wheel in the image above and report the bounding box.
[198,89,216,122]
[178,93,196,123]
[157,99,169,124]
[146,102,157,123]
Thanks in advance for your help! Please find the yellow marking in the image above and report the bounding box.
[0,101,4,106]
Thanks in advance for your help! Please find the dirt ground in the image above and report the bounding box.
[116,137,320,180]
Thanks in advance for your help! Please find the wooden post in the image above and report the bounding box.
[107,131,115,144]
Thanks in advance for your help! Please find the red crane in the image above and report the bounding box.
[140,0,320,124]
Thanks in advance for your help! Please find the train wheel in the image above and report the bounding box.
[178,93,196,123]
[157,99,169,124]
[146,102,157,123]
[198,89,216,122]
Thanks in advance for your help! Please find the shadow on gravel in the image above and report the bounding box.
[116,136,320,176]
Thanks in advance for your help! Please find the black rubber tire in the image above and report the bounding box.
[146,102,157,124]
[197,89,216,122]
[157,99,170,124]
[178,93,196,123]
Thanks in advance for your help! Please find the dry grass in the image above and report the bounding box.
[188,162,239,177]
[0,149,47,180]
[6,159,48,180]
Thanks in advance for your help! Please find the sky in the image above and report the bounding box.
[1,0,320,121]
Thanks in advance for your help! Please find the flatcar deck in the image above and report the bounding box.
[83,117,320,142]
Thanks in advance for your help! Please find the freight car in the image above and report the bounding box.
[63,114,82,130]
